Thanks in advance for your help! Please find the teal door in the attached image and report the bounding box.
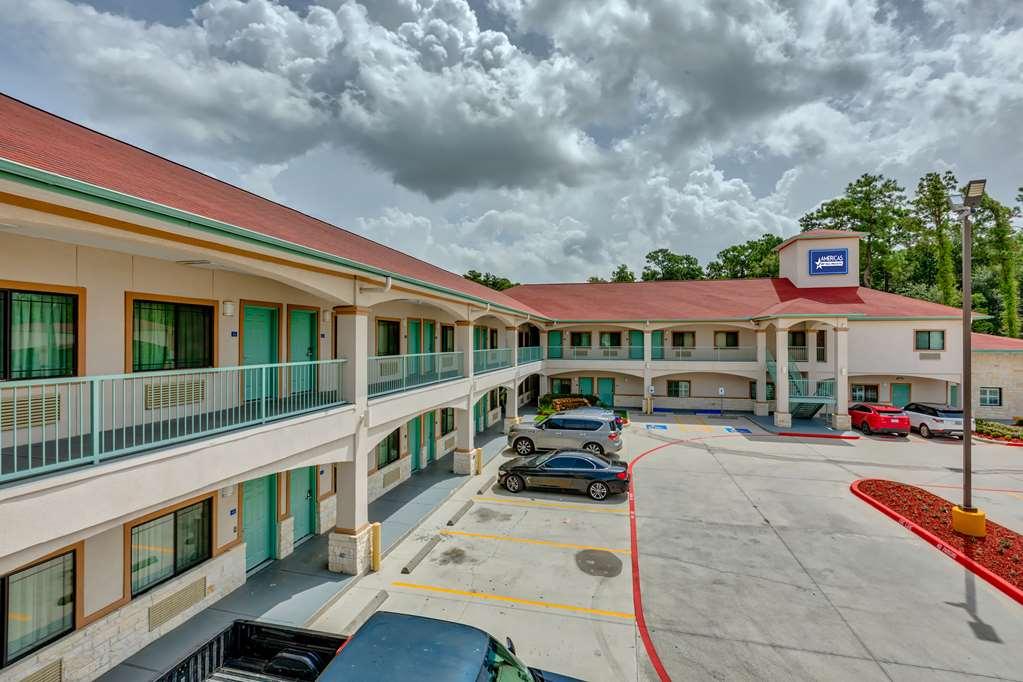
[597,377,615,408]
[289,309,317,393]
[408,416,422,472]
[243,475,276,571]
[424,411,436,463]
[629,330,644,359]
[651,330,664,360]
[475,396,487,432]
[242,305,278,400]
[422,320,436,377]
[950,383,959,407]
[547,331,563,359]
[891,383,911,408]
[290,467,315,541]
[578,377,594,396]
[408,319,422,381]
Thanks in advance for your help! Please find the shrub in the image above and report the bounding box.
[537,393,601,410]
[976,419,1023,441]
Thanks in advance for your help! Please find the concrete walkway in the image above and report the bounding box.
[98,421,510,681]
[746,413,858,437]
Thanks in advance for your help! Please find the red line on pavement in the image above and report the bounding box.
[627,439,685,682]
[920,483,1023,495]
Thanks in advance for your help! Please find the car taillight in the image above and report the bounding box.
[615,471,628,480]
[608,431,619,440]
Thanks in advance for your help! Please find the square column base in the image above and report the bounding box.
[329,525,372,575]
[754,401,769,417]
[773,412,792,428]
[503,416,521,433]
[276,516,295,559]
[454,448,481,475]
[951,506,987,537]
[831,413,851,430]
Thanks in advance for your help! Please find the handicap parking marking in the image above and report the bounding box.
[645,423,669,431]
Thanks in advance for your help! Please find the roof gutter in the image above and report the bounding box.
[0,158,550,321]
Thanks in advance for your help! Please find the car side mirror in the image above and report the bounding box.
[506,637,516,655]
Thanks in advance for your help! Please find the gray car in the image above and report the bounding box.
[508,415,623,457]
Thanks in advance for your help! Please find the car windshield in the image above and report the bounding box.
[477,637,535,682]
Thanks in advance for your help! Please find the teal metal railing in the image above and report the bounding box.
[473,348,514,373]
[517,346,542,364]
[788,346,809,362]
[562,346,631,360]
[0,359,346,485]
[661,346,757,362]
[368,351,464,397]
[766,350,836,406]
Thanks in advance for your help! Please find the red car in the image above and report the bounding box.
[850,403,910,436]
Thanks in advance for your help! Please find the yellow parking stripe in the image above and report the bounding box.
[391,581,634,620]
[473,496,629,514]
[440,529,630,554]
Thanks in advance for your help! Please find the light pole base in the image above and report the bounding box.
[951,505,986,537]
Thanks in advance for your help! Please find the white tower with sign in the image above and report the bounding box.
[776,229,863,288]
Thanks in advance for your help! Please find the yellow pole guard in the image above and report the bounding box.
[474,449,483,475]
[371,522,382,572]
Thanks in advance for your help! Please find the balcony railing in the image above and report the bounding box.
[474,348,514,374]
[788,378,835,400]
[0,359,346,485]
[562,346,634,360]
[368,351,464,397]
[517,346,542,364]
[816,346,827,362]
[788,346,809,362]
[660,346,757,362]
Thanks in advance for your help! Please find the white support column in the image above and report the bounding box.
[507,326,518,364]
[455,319,474,377]
[754,328,768,416]
[643,329,653,414]
[504,381,520,432]
[539,330,548,360]
[832,326,851,429]
[454,398,480,475]
[330,306,371,575]
[774,328,791,427]
[539,374,549,396]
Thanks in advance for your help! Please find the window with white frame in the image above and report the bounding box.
[851,384,879,403]
[667,380,690,398]
[979,387,1002,407]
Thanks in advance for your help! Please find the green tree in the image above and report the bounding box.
[610,264,636,282]
[973,193,1021,337]
[706,234,783,279]
[463,269,518,291]
[911,171,959,306]
[587,275,608,283]
[799,174,906,290]
[641,249,704,281]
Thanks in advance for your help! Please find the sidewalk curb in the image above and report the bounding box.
[850,479,1023,607]
[777,431,859,440]
[972,434,1023,447]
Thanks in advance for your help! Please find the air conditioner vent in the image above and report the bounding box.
[1,394,60,430]
[918,352,941,360]
[20,659,62,682]
[383,467,401,488]
[149,577,206,630]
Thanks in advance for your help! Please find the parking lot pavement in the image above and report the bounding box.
[310,448,638,682]
[629,413,1023,681]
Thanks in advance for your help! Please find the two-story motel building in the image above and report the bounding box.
[0,95,1000,680]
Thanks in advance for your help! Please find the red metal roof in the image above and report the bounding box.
[502,278,964,321]
[0,95,542,316]
[972,332,1023,351]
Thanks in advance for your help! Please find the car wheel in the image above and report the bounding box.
[504,474,525,494]
[513,438,534,455]
[861,422,871,436]
[583,442,604,456]
[919,424,932,439]
[587,481,609,501]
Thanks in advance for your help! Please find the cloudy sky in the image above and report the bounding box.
[1,0,1021,282]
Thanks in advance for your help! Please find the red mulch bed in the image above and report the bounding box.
[857,479,1023,591]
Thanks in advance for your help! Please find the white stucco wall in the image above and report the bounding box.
[778,235,861,288]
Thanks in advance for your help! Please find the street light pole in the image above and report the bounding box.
[951,179,986,537]
[961,206,973,512]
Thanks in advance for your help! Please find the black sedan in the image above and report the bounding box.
[498,451,629,500]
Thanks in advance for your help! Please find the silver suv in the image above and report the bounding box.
[508,415,623,457]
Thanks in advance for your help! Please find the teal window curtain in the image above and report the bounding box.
[551,378,572,395]
[599,332,621,347]
[376,429,400,468]
[570,332,591,347]
[133,300,212,372]
[131,500,211,596]
[5,291,77,380]
[375,320,400,356]
[5,552,75,663]
[914,330,945,351]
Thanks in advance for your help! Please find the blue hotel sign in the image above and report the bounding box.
[809,248,848,276]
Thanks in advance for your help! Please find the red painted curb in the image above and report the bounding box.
[973,434,1023,447]
[777,431,859,440]
[850,479,1023,607]
[627,439,684,682]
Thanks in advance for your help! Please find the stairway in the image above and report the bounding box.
[766,350,836,419]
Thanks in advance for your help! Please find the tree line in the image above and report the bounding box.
[465,172,1023,337]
